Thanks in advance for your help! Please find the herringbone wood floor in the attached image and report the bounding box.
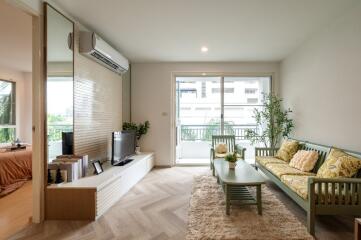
[9,167,354,240]
[9,167,208,240]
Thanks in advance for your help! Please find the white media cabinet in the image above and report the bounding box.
[46,152,155,220]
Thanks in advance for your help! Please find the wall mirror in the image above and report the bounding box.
[45,3,74,162]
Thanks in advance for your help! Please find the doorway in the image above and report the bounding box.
[175,74,271,165]
[0,1,33,238]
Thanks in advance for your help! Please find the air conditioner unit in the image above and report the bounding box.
[79,32,129,74]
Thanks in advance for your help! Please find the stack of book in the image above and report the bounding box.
[49,155,88,183]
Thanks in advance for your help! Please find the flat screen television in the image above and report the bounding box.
[111,130,136,166]
[62,132,73,155]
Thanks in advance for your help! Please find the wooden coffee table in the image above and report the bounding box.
[213,159,265,215]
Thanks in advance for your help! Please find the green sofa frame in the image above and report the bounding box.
[255,139,361,235]
[210,135,246,176]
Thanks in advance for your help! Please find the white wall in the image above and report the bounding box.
[280,3,361,151]
[0,66,32,143]
[131,62,280,166]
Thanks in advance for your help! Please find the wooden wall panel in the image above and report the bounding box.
[73,26,122,161]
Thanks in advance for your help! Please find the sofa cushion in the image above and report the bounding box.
[317,148,361,178]
[256,156,287,167]
[215,153,228,158]
[281,175,309,199]
[289,150,319,172]
[215,143,228,154]
[265,163,316,179]
[276,140,299,162]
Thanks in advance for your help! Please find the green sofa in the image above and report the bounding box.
[255,139,361,235]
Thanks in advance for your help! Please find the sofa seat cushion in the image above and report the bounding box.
[281,175,309,199]
[215,153,228,158]
[265,163,316,179]
[215,153,243,159]
[256,156,286,167]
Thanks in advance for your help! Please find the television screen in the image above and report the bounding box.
[112,130,136,165]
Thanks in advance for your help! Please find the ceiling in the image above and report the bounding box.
[54,0,358,63]
[0,0,32,72]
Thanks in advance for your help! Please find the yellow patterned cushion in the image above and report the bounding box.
[317,148,361,178]
[215,143,227,154]
[256,156,287,167]
[276,140,299,162]
[289,150,319,172]
[265,163,316,179]
[281,175,309,199]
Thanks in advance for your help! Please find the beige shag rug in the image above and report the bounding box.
[186,174,314,240]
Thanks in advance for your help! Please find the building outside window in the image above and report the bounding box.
[0,80,16,143]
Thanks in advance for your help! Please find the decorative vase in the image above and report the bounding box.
[228,162,236,169]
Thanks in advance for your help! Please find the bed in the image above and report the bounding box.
[0,147,32,197]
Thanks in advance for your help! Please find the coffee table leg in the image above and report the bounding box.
[257,185,262,215]
[225,184,230,215]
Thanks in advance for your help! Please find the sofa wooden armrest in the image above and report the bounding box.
[308,177,361,206]
[306,176,361,234]
[255,147,279,157]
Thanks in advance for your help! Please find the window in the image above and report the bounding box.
[201,82,206,98]
[0,80,16,143]
[245,88,257,94]
[247,98,258,104]
[212,88,234,93]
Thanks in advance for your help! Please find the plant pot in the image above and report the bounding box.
[228,162,237,169]
[135,146,141,154]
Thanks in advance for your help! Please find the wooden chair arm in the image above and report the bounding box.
[255,147,279,157]
[210,148,215,160]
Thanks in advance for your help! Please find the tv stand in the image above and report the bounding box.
[46,152,154,220]
[115,159,133,166]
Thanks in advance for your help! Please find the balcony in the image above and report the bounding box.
[176,124,259,164]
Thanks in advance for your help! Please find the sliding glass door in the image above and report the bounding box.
[175,75,271,164]
[176,77,221,164]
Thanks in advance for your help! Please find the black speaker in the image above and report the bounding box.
[62,132,74,155]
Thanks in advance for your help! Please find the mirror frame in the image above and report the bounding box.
[43,2,75,183]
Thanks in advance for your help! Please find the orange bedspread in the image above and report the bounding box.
[0,148,32,197]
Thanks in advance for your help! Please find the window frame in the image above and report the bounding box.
[0,79,17,143]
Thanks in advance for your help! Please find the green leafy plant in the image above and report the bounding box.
[245,93,294,149]
[122,121,150,141]
[225,153,237,163]
[225,145,239,163]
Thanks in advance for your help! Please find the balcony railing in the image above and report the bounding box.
[179,124,259,141]
[48,124,73,141]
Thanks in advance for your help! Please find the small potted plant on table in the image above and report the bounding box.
[225,149,238,169]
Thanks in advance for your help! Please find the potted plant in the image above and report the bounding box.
[122,121,150,153]
[225,147,238,169]
[245,93,294,148]
[225,153,237,169]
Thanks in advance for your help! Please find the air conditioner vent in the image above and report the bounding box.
[90,51,120,70]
